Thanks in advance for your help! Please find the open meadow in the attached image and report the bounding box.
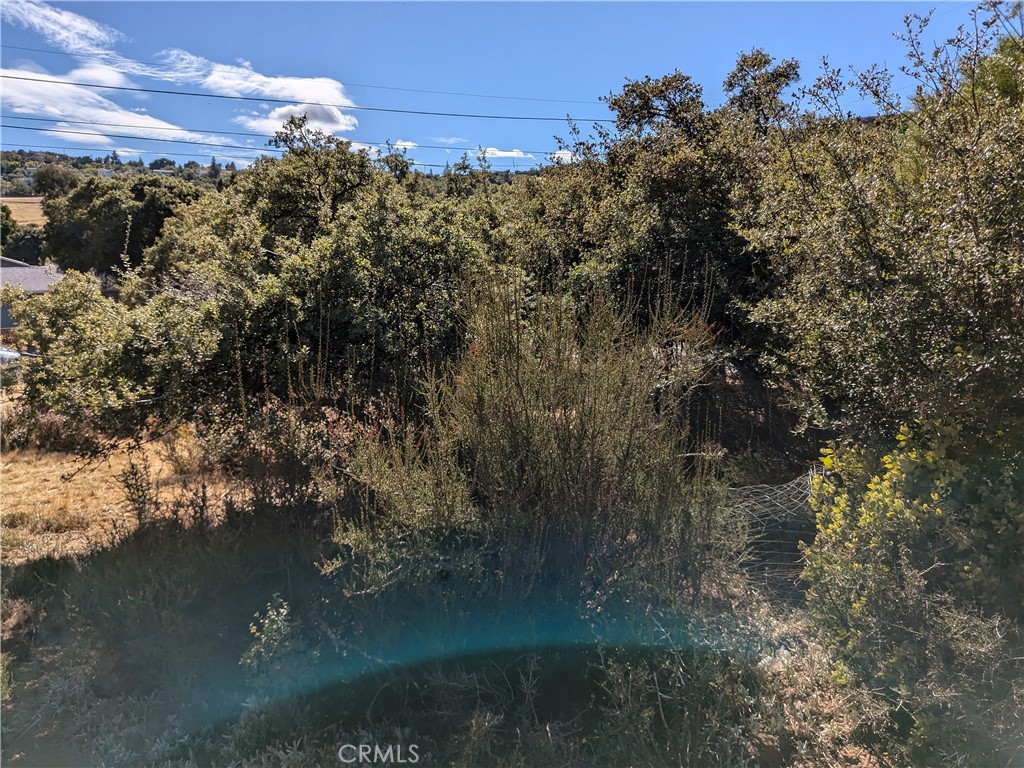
[1,197,46,228]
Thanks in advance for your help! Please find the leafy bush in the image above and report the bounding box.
[240,596,317,698]
[803,427,1023,764]
[5,270,222,445]
[745,12,1024,440]
[43,174,204,275]
[1,224,44,264]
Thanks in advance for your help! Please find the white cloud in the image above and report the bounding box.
[1,0,122,58]
[45,129,114,147]
[66,63,134,89]
[394,140,417,150]
[1,67,238,146]
[205,68,351,105]
[550,150,576,164]
[479,147,535,159]
[234,103,357,135]
[2,1,360,138]
[155,48,357,106]
[430,136,468,146]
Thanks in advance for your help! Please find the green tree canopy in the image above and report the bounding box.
[43,175,205,275]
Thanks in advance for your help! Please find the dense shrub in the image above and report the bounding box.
[1,224,44,264]
[43,175,204,275]
[803,427,1024,764]
[330,277,740,625]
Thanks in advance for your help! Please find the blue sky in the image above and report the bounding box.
[1,1,977,170]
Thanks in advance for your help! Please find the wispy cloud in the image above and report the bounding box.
[157,49,356,108]
[2,0,122,58]
[53,129,115,148]
[429,136,468,146]
[1,0,360,139]
[2,66,240,147]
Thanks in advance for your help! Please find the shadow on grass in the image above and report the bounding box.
[1,508,333,765]
[2,510,783,768]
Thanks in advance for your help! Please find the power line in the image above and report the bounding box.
[1,142,257,162]
[0,136,529,171]
[1,123,283,155]
[0,74,613,123]
[0,43,601,105]
[0,141,468,171]
[1,114,560,156]
[1,124,550,168]
[3,114,270,140]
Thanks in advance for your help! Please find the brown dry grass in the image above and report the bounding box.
[2,196,46,228]
[0,447,169,565]
[1,378,241,565]
[0,441,236,567]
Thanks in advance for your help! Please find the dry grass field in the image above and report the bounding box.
[0,447,175,565]
[1,379,239,568]
[0,408,237,569]
[1,196,46,228]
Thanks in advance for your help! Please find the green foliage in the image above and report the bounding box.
[1,224,43,264]
[127,121,478,416]
[974,31,1024,104]
[6,272,138,433]
[43,175,205,275]
[1,203,16,247]
[745,14,1024,440]
[6,270,221,441]
[723,49,799,133]
[32,163,80,200]
[803,427,1023,762]
[1,177,33,197]
[245,115,376,242]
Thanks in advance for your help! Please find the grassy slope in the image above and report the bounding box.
[2,197,46,228]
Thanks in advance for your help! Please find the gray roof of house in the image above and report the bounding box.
[1,263,64,294]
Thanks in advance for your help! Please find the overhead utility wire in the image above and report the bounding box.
[0,140,470,171]
[1,137,524,170]
[0,74,613,123]
[2,123,285,154]
[1,124,544,168]
[1,114,560,155]
[2,115,271,140]
[0,44,601,105]
[4,142,261,162]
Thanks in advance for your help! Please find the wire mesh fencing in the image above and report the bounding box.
[727,469,820,599]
